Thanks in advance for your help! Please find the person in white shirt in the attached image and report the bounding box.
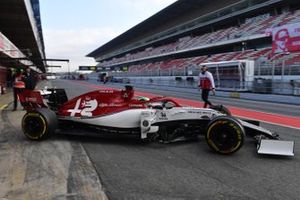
[198,65,215,108]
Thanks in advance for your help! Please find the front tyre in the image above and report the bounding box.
[22,108,57,140]
[205,116,245,154]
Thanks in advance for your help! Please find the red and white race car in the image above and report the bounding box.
[18,85,294,156]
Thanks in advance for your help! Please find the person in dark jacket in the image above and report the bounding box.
[23,67,36,90]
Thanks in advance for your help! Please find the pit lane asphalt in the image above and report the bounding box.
[50,79,300,200]
[0,82,107,200]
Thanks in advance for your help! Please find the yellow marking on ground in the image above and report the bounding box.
[0,104,8,110]
[11,164,26,188]
[229,92,240,98]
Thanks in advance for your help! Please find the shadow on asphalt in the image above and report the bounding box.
[51,131,201,148]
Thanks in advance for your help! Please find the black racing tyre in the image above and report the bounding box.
[22,108,57,140]
[205,116,245,154]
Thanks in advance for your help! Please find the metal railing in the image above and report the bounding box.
[108,59,300,96]
[109,76,300,96]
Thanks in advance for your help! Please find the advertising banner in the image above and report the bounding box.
[79,66,96,71]
[272,22,300,54]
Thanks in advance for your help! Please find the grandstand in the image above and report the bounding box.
[88,0,300,95]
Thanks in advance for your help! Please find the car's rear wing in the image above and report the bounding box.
[18,89,48,110]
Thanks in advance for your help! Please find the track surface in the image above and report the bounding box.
[52,80,300,200]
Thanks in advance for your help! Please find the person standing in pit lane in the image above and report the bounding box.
[12,69,25,111]
[23,66,36,90]
[198,65,215,108]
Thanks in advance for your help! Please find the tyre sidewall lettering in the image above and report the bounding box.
[206,119,243,154]
[22,113,47,140]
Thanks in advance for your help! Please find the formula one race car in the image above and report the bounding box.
[18,85,294,156]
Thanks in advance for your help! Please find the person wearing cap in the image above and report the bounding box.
[12,69,25,111]
[198,65,215,108]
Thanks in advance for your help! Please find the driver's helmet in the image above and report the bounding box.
[136,96,150,101]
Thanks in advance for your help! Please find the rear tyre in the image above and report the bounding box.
[205,116,244,154]
[22,108,57,140]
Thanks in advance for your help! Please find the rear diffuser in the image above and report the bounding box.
[257,139,294,156]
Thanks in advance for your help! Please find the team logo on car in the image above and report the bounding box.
[158,112,168,120]
[68,98,98,117]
